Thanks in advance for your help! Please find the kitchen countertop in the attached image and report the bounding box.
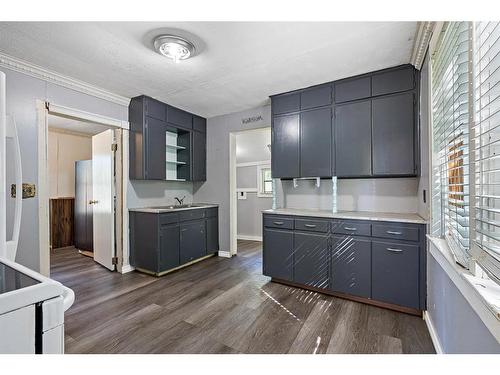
[263,208,427,224]
[129,203,219,214]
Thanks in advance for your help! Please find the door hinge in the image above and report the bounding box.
[111,143,118,152]
[112,256,118,265]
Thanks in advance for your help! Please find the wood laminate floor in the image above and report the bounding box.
[50,241,435,354]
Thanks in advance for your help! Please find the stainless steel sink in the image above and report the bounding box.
[150,204,204,210]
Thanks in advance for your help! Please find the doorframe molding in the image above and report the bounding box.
[37,101,132,275]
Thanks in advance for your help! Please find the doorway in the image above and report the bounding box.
[229,127,272,256]
[37,102,129,276]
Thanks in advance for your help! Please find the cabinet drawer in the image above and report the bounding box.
[300,85,332,110]
[145,97,166,121]
[167,106,193,129]
[372,240,420,309]
[159,213,179,225]
[372,223,420,242]
[334,76,371,103]
[371,66,415,96]
[294,218,329,233]
[263,216,294,230]
[205,207,218,217]
[272,93,300,115]
[193,115,206,133]
[332,220,371,236]
[179,209,205,222]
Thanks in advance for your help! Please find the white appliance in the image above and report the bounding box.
[0,71,75,353]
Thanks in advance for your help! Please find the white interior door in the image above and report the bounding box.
[92,129,115,270]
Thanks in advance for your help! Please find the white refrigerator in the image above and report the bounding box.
[0,71,75,354]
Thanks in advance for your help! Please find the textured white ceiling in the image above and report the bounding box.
[0,22,417,118]
[236,128,271,164]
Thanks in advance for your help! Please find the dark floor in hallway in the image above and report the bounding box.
[50,240,435,354]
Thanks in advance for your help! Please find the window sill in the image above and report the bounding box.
[427,235,500,343]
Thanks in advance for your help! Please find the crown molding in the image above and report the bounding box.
[410,21,436,70]
[0,51,130,107]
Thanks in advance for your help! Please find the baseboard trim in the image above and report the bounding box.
[237,235,262,242]
[218,251,232,258]
[120,264,135,274]
[423,311,443,354]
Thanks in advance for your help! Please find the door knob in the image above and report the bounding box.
[89,200,99,204]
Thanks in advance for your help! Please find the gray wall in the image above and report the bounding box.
[3,66,127,271]
[127,180,193,209]
[236,164,272,239]
[427,250,500,353]
[193,105,271,253]
[281,177,419,213]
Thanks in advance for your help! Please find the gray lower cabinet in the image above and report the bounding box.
[272,114,300,178]
[371,240,420,309]
[262,213,426,313]
[372,92,416,176]
[180,220,206,264]
[293,231,329,289]
[300,107,332,177]
[331,236,371,298]
[263,227,294,281]
[335,100,372,177]
[160,224,180,271]
[130,207,218,275]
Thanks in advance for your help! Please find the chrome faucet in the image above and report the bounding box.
[174,196,186,205]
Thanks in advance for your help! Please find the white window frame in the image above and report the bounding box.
[257,164,272,198]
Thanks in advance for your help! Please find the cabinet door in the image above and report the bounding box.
[145,117,167,180]
[300,107,332,177]
[160,224,180,271]
[263,228,294,281]
[206,216,219,253]
[334,76,371,103]
[371,66,415,96]
[272,114,300,178]
[180,220,207,264]
[300,85,332,110]
[372,240,420,309]
[192,130,206,181]
[193,116,206,133]
[272,92,300,115]
[293,231,329,289]
[335,100,372,177]
[372,92,415,176]
[331,236,371,298]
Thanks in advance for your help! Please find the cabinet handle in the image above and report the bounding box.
[386,230,402,235]
[273,221,284,225]
[386,248,403,253]
[304,224,317,228]
[344,227,357,231]
[181,229,187,232]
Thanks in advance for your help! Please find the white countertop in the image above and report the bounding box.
[129,203,219,214]
[263,208,427,224]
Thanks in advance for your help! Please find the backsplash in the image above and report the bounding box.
[278,178,419,214]
[127,180,193,208]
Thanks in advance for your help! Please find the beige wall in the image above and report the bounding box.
[48,129,92,198]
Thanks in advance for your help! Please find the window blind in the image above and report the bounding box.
[471,21,500,283]
[431,22,471,267]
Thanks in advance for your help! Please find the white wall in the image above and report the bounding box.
[48,129,92,198]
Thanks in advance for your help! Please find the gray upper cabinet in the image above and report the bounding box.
[129,95,207,181]
[263,227,294,281]
[331,236,371,298]
[335,100,372,177]
[372,240,420,309]
[167,105,193,129]
[272,92,300,115]
[372,92,415,176]
[300,85,332,110]
[300,107,332,177]
[272,114,300,178]
[371,66,415,96]
[193,115,206,133]
[334,76,371,103]
[192,130,206,181]
[293,231,329,288]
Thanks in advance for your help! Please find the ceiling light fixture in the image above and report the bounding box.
[153,35,195,63]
